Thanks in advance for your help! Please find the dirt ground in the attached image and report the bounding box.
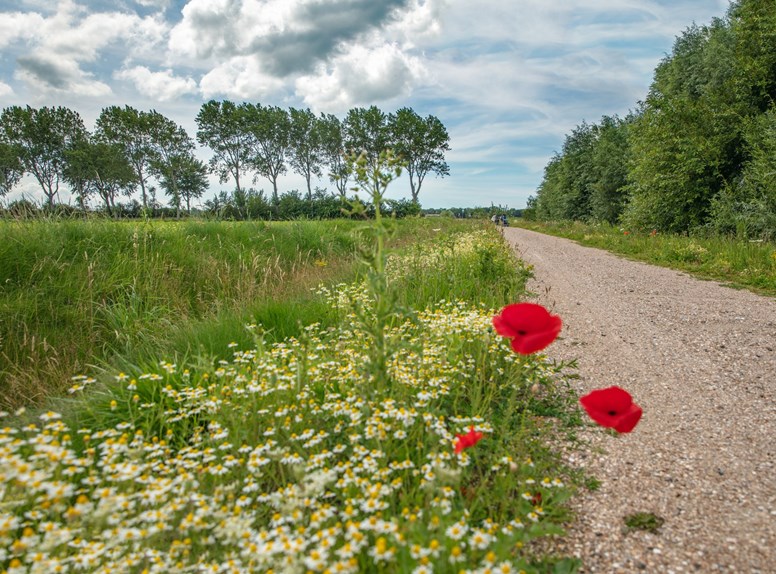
[502,227,776,573]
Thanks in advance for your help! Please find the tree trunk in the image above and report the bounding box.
[103,190,113,217]
[410,177,418,203]
[139,179,148,209]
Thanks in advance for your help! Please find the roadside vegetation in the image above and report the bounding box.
[513,219,776,295]
[0,157,586,573]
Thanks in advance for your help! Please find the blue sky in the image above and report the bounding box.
[0,0,730,209]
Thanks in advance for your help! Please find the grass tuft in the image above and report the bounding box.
[624,511,665,534]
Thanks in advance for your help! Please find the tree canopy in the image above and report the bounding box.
[195,100,252,197]
[1,106,86,208]
[95,106,157,209]
[388,108,450,202]
[63,137,137,214]
[531,0,776,239]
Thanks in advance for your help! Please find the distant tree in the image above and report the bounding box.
[522,195,538,221]
[0,105,86,208]
[344,106,388,170]
[165,154,209,214]
[319,113,350,197]
[710,106,776,238]
[288,108,324,199]
[244,189,273,220]
[196,100,252,196]
[310,187,347,219]
[275,189,308,219]
[535,122,598,221]
[147,111,197,217]
[727,0,776,113]
[0,140,23,197]
[95,106,157,209]
[64,135,137,215]
[388,108,450,202]
[205,189,233,219]
[244,104,290,202]
[534,154,565,220]
[385,197,422,218]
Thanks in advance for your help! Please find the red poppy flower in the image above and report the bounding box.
[492,303,562,355]
[579,386,642,433]
[454,426,484,454]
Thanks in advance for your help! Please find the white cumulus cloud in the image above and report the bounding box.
[15,52,112,97]
[115,66,198,101]
[0,11,45,50]
[385,0,446,48]
[4,0,172,98]
[295,41,426,112]
[199,56,285,100]
[168,0,305,63]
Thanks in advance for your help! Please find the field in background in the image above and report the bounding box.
[0,217,479,408]
[514,219,776,296]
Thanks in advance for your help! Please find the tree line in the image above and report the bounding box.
[530,0,776,239]
[0,102,450,217]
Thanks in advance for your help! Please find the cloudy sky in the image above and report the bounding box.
[0,0,730,209]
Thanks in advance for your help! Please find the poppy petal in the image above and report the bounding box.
[579,386,642,433]
[454,426,483,453]
[613,404,643,433]
[579,386,633,414]
[493,313,521,338]
[510,318,563,354]
[494,303,562,355]
[498,303,554,331]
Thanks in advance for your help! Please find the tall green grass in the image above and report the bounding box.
[388,228,534,310]
[0,218,478,407]
[514,220,776,295]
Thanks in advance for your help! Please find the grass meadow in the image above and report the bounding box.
[0,216,584,573]
[0,218,481,408]
[513,219,776,296]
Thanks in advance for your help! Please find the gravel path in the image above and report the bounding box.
[502,227,776,573]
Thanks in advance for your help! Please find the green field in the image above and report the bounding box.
[0,218,488,407]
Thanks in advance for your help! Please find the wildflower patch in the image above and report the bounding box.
[2,298,572,573]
